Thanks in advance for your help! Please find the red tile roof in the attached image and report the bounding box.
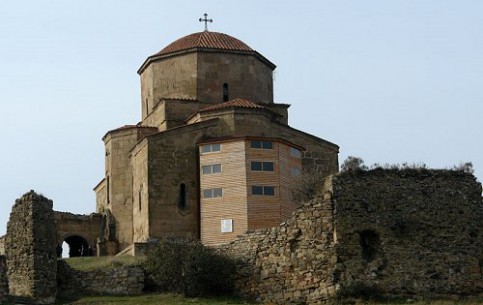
[157,31,253,56]
[199,99,267,112]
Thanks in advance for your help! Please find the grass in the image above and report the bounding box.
[336,300,482,305]
[62,256,142,271]
[57,296,483,305]
[58,293,255,305]
[3,294,481,305]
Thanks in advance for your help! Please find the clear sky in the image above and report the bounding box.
[0,1,482,236]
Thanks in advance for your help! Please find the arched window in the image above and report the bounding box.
[359,230,380,262]
[223,83,229,102]
[179,183,186,209]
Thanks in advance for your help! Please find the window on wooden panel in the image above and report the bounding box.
[200,143,221,153]
[223,83,229,102]
[251,161,274,171]
[251,186,275,196]
[203,188,223,198]
[179,183,186,209]
[251,140,273,149]
[201,164,222,174]
[291,167,301,177]
[290,147,302,158]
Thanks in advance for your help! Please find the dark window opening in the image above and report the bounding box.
[251,186,275,196]
[179,183,186,209]
[251,140,273,149]
[359,230,380,262]
[251,161,274,171]
[145,98,149,115]
[138,189,142,211]
[106,175,110,204]
[223,83,229,102]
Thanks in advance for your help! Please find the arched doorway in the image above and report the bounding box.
[62,235,93,257]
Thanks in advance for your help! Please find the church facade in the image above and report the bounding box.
[93,30,339,254]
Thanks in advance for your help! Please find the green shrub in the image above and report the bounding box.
[142,239,236,297]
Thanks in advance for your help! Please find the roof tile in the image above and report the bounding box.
[157,31,253,55]
[200,99,266,112]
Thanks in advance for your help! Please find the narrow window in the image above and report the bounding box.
[290,147,302,158]
[106,176,110,204]
[138,184,143,211]
[179,183,186,209]
[223,83,229,102]
[145,98,149,115]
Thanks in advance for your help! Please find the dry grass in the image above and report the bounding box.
[57,293,254,304]
[62,256,142,271]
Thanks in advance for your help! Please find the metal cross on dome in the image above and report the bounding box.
[199,13,213,31]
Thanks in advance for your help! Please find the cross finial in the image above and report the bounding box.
[199,13,213,31]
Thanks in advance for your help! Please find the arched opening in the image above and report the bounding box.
[223,83,229,102]
[359,230,380,262]
[179,183,186,210]
[63,235,93,258]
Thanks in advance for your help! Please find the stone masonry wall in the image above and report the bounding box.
[0,256,7,304]
[5,191,57,304]
[221,169,482,304]
[332,169,482,299]
[57,260,144,297]
[219,190,337,305]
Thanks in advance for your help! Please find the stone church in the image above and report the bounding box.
[60,27,339,256]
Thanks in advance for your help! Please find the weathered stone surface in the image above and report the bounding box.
[57,260,144,297]
[220,169,482,304]
[5,191,57,304]
[0,256,8,304]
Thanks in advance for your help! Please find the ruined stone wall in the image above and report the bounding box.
[57,260,144,297]
[332,169,482,299]
[55,211,103,250]
[0,256,8,304]
[219,191,337,305]
[5,191,57,304]
[221,170,482,304]
[0,237,4,256]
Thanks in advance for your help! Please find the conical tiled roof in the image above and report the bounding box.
[156,31,253,55]
[138,31,275,74]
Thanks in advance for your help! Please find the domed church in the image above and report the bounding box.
[92,24,339,255]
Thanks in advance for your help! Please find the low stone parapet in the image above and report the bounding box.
[57,260,144,298]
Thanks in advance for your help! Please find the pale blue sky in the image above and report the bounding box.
[1,1,482,235]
